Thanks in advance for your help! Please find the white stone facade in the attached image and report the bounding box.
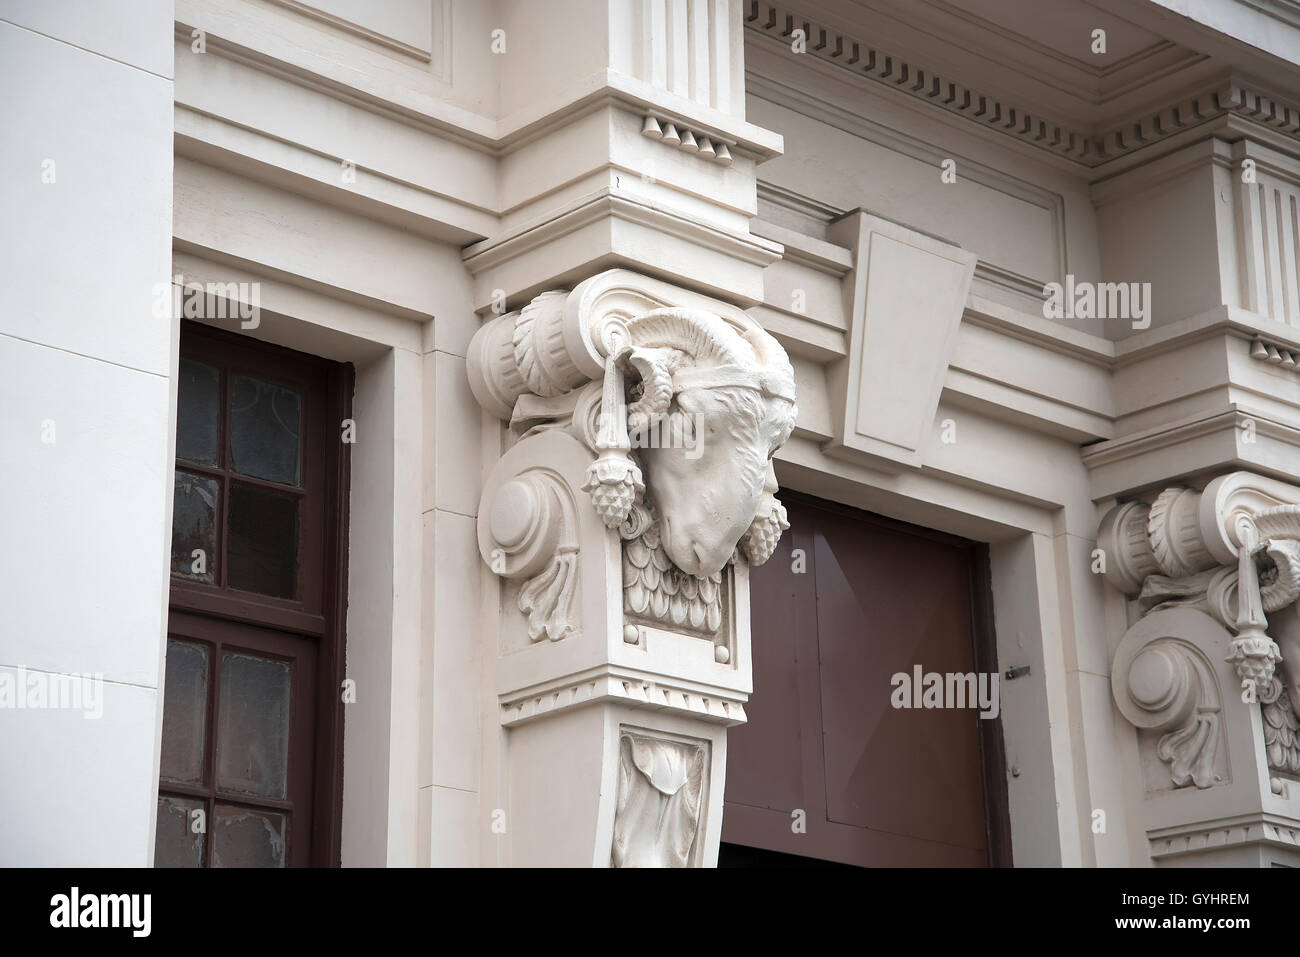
[2,0,1300,868]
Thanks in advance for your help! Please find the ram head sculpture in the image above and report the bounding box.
[583,306,797,576]
[468,279,798,639]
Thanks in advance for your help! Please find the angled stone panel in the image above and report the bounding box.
[825,211,977,471]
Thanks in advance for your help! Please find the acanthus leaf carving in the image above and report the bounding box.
[518,546,579,642]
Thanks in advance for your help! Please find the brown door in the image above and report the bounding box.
[154,323,351,867]
[722,493,1010,867]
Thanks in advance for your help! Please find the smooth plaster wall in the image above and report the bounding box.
[0,2,176,865]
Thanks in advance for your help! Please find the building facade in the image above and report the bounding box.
[4,0,1300,867]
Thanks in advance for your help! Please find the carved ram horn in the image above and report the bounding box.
[623,348,674,432]
[622,307,750,366]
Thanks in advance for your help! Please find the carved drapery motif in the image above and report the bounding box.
[610,731,706,868]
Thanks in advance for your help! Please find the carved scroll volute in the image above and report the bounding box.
[477,452,582,643]
[1112,609,1226,789]
[482,474,564,580]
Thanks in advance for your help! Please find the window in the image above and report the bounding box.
[155,323,352,867]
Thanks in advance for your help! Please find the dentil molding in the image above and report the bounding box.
[744,1,1300,167]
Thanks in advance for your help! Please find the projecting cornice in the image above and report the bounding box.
[743,1,1300,167]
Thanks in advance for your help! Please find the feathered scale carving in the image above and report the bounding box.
[651,588,671,621]
[655,567,672,593]
[620,502,724,635]
[706,602,721,633]
[626,582,650,615]
[689,600,706,631]
[1264,683,1300,774]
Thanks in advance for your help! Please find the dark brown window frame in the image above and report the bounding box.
[167,321,353,867]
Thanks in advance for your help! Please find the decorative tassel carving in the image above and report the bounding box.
[581,328,645,528]
[1226,516,1283,702]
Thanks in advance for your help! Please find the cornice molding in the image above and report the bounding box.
[460,189,784,277]
[173,21,783,161]
[1080,409,1249,471]
[1238,0,1300,30]
[743,1,1300,168]
[863,0,1208,107]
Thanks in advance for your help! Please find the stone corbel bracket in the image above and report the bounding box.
[468,268,797,866]
[1098,473,1300,802]
[468,266,795,720]
[1097,473,1300,701]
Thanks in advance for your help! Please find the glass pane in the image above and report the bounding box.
[216,651,291,799]
[159,639,208,785]
[154,795,205,868]
[227,484,299,599]
[171,472,218,583]
[176,359,220,466]
[211,804,286,868]
[230,374,302,486]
